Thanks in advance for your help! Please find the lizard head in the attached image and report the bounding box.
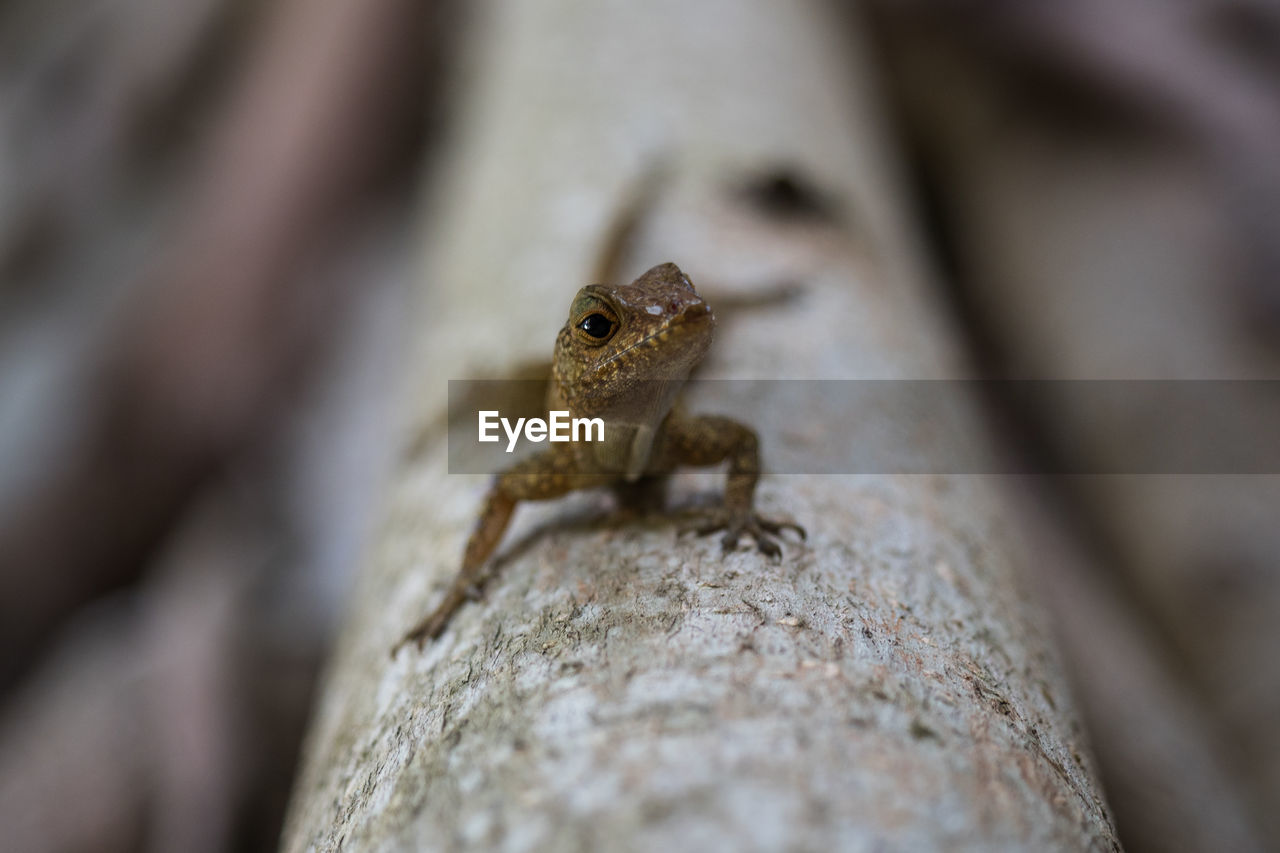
[553,262,714,415]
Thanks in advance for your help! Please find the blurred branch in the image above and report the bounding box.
[0,0,246,296]
[858,0,1280,848]
[863,0,1280,331]
[0,0,441,691]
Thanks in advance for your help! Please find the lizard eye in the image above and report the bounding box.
[577,313,616,340]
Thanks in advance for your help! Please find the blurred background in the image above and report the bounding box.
[0,1,1276,851]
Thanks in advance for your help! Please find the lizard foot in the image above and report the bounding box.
[681,509,806,558]
[390,581,483,656]
[392,621,438,656]
[391,607,453,655]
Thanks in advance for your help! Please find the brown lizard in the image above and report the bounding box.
[394,261,804,650]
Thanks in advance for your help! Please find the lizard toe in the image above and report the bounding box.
[754,531,782,559]
[685,508,800,559]
[757,516,806,540]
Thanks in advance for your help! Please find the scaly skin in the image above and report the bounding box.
[395,262,803,651]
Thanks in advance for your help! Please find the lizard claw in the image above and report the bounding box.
[391,616,442,656]
[681,509,805,558]
[391,586,472,656]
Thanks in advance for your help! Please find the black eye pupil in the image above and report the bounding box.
[579,313,613,338]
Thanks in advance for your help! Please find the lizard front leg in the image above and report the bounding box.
[657,414,805,556]
[394,446,603,651]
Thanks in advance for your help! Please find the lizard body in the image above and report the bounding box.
[396,262,802,650]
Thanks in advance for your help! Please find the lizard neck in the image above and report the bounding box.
[549,373,681,478]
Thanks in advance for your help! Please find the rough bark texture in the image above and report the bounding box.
[283,2,1119,849]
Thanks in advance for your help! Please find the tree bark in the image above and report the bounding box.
[282,2,1119,849]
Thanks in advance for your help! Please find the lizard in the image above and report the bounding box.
[393,260,805,651]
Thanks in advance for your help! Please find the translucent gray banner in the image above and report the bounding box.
[445,379,1280,475]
